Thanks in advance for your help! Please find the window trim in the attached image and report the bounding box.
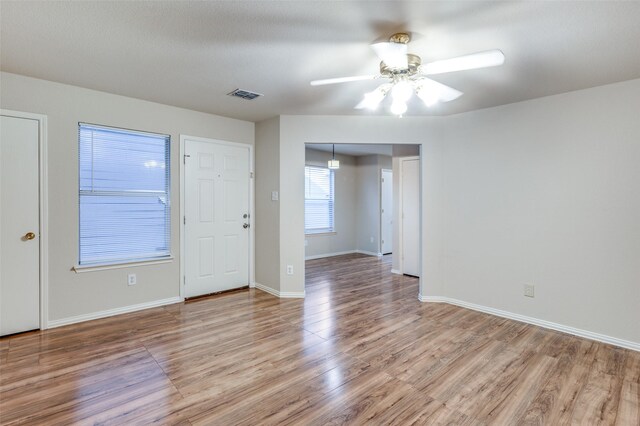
[72,256,174,273]
[304,165,335,235]
[77,122,171,267]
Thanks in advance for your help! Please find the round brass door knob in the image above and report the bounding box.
[24,232,36,240]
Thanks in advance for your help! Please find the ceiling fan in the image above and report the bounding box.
[310,33,505,116]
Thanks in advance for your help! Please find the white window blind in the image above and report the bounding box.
[305,166,334,234]
[78,123,171,265]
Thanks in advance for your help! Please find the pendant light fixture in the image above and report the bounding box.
[328,144,340,169]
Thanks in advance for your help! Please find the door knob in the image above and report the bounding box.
[243,223,250,229]
[24,232,36,240]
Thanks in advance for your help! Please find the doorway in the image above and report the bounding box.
[180,136,253,298]
[0,110,48,336]
[303,143,421,286]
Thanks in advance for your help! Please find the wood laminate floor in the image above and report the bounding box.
[1,253,639,425]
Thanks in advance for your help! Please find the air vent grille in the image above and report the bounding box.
[227,89,263,100]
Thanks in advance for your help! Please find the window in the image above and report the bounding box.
[78,123,171,266]
[305,166,334,234]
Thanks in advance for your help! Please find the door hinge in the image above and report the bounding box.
[250,171,254,179]
[184,154,191,164]
[183,216,186,225]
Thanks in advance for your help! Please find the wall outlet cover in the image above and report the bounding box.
[128,274,137,286]
[286,265,293,275]
[524,284,535,298]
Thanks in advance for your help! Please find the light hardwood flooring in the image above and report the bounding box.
[1,253,639,425]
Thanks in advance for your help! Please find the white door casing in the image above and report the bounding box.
[1,114,40,335]
[183,139,250,297]
[381,169,393,255]
[401,158,420,277]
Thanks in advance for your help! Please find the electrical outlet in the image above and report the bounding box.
[128,274,137,286]
[271,191,279,201]
[524,284,535,298]
[286,265,294,275]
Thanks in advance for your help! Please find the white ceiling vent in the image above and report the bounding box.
[227,89,263,100]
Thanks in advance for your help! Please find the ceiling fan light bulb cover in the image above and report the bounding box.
[392,81,414,102]
[416,87,439,106]
[363,90,386,109]
[390,101,408,116]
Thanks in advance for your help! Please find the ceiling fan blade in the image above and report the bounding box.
[416,78,463,104]
[371,42,408,69]
[310,75,378,86]
[421,50,505,75]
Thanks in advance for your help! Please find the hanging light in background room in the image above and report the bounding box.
[328,144,340,169]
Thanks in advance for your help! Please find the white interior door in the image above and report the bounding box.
[381,169,393,254]
[184,139,250,297]
[1,114,40,336]
[401,158,420,277]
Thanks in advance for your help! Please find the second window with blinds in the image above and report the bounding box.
[304,166,335,234]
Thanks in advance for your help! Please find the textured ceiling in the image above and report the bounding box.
[2,1,640,122]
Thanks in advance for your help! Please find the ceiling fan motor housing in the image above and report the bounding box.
[380,53,422,76]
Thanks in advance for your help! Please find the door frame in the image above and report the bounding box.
[1,109,49,330]
[397,156,420,275]
[179,135,255,300]
[380,168,393,255]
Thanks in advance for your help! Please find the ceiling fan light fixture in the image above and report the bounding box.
[391,80,414,102]
[360,90,386,110]
[390,100,408,116]
[416,86,439,107]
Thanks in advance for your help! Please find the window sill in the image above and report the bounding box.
[73,256,174,273]
[305,232,337,237]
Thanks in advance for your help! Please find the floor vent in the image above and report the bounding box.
[227,89,263,100]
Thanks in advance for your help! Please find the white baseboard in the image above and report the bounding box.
[391,269,402,275]
[47,296,183,329]
[254,282,305,299]
[356,250,382,257]
[419,295,640,352]
[305,250,356,260]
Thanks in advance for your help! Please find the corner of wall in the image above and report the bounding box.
[254,116,281,292]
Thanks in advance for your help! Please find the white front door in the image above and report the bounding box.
[401,158,420,277]
[381,169,393,255]
[1,114,40,336]
[184,139,250,297]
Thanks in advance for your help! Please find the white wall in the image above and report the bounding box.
[255,117,280,290]
[355,155,381,254]
[304,148,357,259]
[0,72,254,322]
[355,154,392,255]
[440,78,640,344]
